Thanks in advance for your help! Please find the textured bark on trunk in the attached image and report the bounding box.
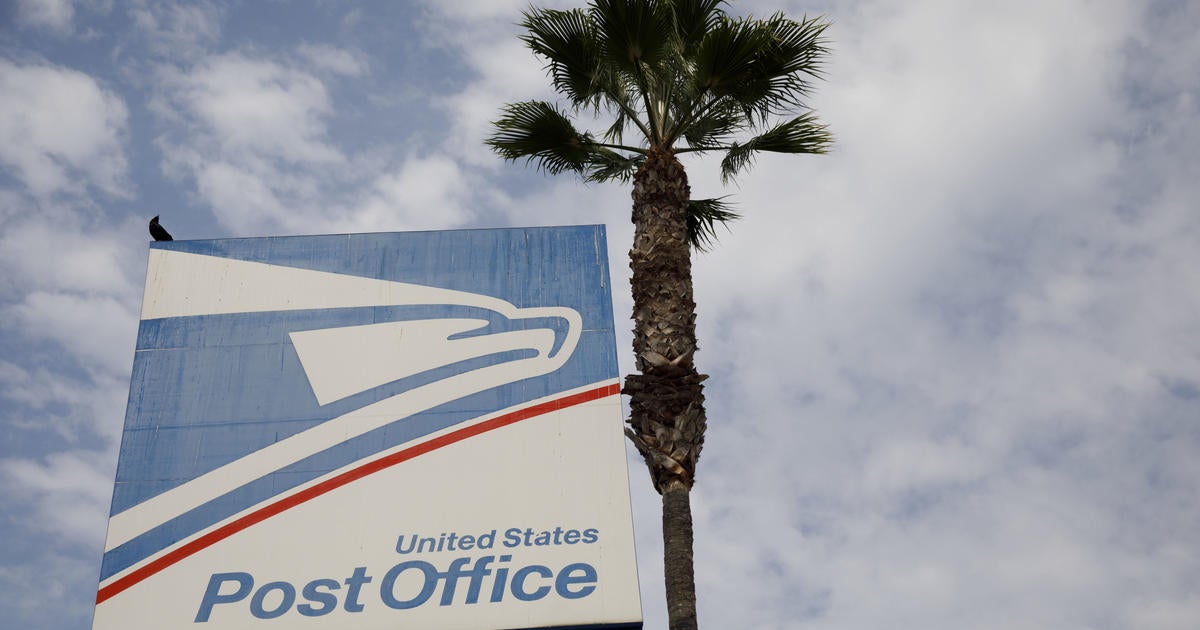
[662,480,698,630]
[623,148,707,630]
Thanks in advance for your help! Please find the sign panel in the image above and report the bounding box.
[94,226,642,629]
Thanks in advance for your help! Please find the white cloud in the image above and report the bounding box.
[0,205,143,443]
[9,291,138,376]
[0,552,100,628]
[153,51,349,234]
[442,39,551,168]
[0,361,127,442]
[352,155,475,230]
[0,220,135,296]
[129,0,222,57]
[0,59,130,199]
[424,0,536,21]
[860,437,986,495]
[0,450,113,548]
[192,159,288,233]
[1126,596,1200,630]
[298,43,368,77]
[169,52,344,166]
[154,46,493,236]
[419,0,569,167]
[15,0,75,32]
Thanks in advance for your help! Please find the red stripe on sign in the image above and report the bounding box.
[96,382,620,605]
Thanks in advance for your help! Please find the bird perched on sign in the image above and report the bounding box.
[149,215,173,241]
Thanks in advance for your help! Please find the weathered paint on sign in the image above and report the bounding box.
[94,226,642,630]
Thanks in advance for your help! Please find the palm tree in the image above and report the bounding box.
[487,1,831,628]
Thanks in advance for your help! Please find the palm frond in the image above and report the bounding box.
[603,107,629,142]
[592,0,675,142]
[486,101,595,175]
[761,14,830,82]
[586,149,645,183]
[521,8,604,107]
[593,0,673,74]
[720,113,832,183]
[691,16,770,99]
[681,99,744,149]
[687,196,739,251]
[600,77,653,141]
[731,14,831,121]
[669,0,726,57]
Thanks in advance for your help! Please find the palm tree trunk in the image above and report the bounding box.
[662,479,698,630]
[624,148,707,630]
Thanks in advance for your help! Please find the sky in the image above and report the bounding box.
[1,0,1198,628]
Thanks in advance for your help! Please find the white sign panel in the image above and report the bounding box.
[94,226,642,629]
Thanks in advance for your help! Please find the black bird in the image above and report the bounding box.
[149,215,173,241]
